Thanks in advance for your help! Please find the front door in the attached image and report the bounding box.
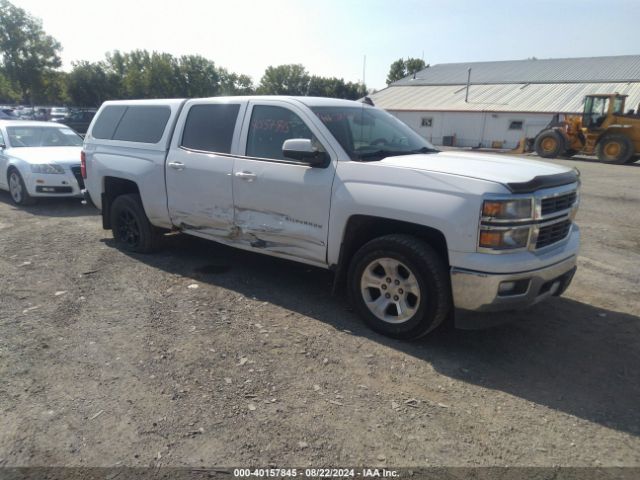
[232,100,337,265]
[166,100,246,238]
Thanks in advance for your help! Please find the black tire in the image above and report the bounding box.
[110,194,163,253]
[7,168,36,206]
[596,134,634,164]
[347,234,451,340]
[534,130,565,158]
[625,155,640,165]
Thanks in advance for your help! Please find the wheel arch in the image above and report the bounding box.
[101,176,141,229]
[331,214,449,293]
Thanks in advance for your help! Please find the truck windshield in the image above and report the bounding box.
[6,126,83,148]
[311,106,439,161]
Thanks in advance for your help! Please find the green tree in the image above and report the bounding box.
[36,70,69,104]
[386,57,426,85]
[219,68,254,95]
[307,76,366,100]
[0,71,20,103]
[179,55,221,97]
[67,61,119,107]
[257,64,310,95]
[0,0,62,103]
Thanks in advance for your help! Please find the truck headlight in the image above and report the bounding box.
[479,227,530,250]
[30,164,65,174]
[482,198,533,221]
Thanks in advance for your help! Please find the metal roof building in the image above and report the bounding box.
[371,55,640,148]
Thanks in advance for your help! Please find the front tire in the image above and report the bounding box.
[534,130,565,158]
[596,134,634,164]
[7,168,36,206]
[110,194,162,253]
[347,234,451,340]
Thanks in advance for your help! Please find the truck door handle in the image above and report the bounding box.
[168,161,185,170]
[235,171,257,181]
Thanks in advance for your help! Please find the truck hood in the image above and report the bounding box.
[379,151,576,191]
[7,146,82,166]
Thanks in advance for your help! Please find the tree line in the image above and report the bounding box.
[0,0,425,107]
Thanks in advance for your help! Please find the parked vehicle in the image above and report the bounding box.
[0,120,84,205]
[0,108,20,120]
[49,107,70,121]
[83,97,581,339]
[535,93,640,164]
[53,108,97,134]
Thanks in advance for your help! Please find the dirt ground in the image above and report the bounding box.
[0,156,639,468]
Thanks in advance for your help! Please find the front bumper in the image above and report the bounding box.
[451,255,577,312]
[24,170,83,198]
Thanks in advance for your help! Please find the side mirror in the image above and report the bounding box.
[282,138,329,167]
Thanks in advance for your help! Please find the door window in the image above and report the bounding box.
[181,104,240,154]
[246,105,318,161]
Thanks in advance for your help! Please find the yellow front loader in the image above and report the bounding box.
[534,94,640,164]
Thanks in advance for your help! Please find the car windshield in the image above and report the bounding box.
[6,126,83,147]
[311,106,439,161]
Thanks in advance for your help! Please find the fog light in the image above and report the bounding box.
[498,279,530,296]
[498,281,516,294]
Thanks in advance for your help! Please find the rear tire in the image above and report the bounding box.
[7,168,36,206]
[596,134,634,164]
[534,130,565,158]
[347,234,451,340]
[110,194,163,253]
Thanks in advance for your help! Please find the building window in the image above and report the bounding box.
[509,120,524,130]
[421,117,433,127]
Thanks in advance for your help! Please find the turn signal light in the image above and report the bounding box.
[479,231,503,248]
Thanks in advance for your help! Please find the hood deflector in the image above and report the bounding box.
[505,170,579,194]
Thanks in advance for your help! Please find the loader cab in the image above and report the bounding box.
[582,94,626,130]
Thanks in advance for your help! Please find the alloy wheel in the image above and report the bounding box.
[360,257,422,323]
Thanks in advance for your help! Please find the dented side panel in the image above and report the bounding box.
[232,158,335,265]
[165,148,235,235]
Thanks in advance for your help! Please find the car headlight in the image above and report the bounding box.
[482,198,533,221]
[479,227,531,250]
[30,164,65,174]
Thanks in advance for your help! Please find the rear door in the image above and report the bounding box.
[232,99,337,265]
[166,99,247,238]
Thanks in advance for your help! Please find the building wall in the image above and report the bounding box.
[390,110,554,148]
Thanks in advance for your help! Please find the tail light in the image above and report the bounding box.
[80,151,87,179]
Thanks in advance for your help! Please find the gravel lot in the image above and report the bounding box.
[0,156,639,468]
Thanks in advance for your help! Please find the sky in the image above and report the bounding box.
[12,0,640,90]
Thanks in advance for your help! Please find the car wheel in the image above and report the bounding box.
[7,168,36,206]
[348,234,451,340]
[110,194,162,253]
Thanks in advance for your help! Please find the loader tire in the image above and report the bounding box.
[596,134,634,164]
[534,130,565,158]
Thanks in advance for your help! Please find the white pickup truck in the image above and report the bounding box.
[83,96,580,339]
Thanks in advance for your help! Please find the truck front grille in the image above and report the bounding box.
[541,192,577,216]
[536,219,572,249]
[71,165,84,189]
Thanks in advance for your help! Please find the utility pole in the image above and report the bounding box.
[465,68,472,103]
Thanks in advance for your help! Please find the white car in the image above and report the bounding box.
[0,120,84,205]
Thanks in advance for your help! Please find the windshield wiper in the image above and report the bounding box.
[356,146,440,161]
